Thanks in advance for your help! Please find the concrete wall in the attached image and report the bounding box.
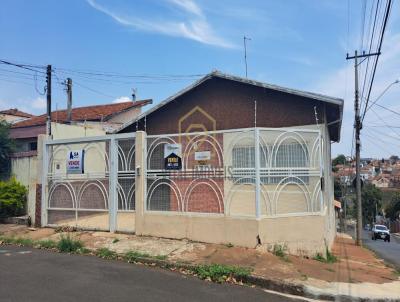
[11,154,37,221]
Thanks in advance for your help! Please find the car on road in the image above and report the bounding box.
[371,224,390,242]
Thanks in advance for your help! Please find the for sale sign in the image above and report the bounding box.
[67,150,85,174]
[164,144,182,170]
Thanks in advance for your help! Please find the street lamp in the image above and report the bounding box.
[364,78,400,115]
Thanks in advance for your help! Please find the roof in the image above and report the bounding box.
[0,108,33,118]
[12,100,152,128]
[115,70,344,140]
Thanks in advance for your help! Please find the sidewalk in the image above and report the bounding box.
[1,224,399,301]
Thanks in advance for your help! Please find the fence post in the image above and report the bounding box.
[109,137,117,232]
[40,139,48,227]
[134,131,146,234]
[255,128,261,219]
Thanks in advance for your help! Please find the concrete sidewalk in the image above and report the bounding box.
[1,224,399,301]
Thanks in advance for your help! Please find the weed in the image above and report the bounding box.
[193,264,251,283]
[37,240,57,249]
[313,253,325,262]
[273,244,289,262]
[112,238,120,244]
[313,247,338,264]
[96,248,117,260]
[300,274,308,281]
[325,268,335,272]
[124,250,151,262]
[57,234,83,253]
[154,255,167,260]
[225,243,234,248]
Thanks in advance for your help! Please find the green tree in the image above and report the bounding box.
[353,184,382,224]
[334,178,342,200]
[0,120,15,180]
[385,193,400,221]
[332,154,346,166]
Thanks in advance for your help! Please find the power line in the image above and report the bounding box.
[361,0,392,122]
[0,59,46,74]
[74,81,116,99]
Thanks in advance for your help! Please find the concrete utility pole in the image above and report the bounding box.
[346,50,380,246]
[66,78,72,123]
[46,65,52,137]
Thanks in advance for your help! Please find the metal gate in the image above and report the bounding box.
[42,133,136,232]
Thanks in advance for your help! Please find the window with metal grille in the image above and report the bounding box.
[231,143,309,184]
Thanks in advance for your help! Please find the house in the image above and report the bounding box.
[10,100,152,225]
[40,71,343,255]
[372,175,392,188]
[0,108,34,124]
[10,100,152,152]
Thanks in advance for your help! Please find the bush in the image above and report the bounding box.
[57,234,83,253]
[0,177,27,217]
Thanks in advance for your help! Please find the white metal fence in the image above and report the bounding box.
[146,127,324,218]
[42,127,325,232]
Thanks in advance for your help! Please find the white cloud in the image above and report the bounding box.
[31,97,46,110]
[86,0,235,48]
[112,96,131,103]
[168,0,203,17]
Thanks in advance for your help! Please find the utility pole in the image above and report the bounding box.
[243,36,251,78]
[346,50,380,246]
[46,65,52,137]
[66,78,72,123]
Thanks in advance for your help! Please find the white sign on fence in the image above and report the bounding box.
[195,151,211,161]
[67,150,85,174]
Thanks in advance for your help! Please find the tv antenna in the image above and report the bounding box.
[243,36,251,78]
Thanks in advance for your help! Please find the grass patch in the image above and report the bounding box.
[57,234,83,253]
[0,236,34,247]
[225,243,234,248]
[37,239,57,249]
[193,264,251,283]
[313,247,338,264]
[123,250,167,262]
[112,238,120,244]
[96,248,117,260]
[124,250,151,262]
[325,268,335,272]
[273,244,289,262]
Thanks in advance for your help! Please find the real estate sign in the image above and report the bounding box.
[164,144,182,170]
[67,150,85,174]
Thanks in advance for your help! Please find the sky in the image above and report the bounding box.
[0,0,399,158]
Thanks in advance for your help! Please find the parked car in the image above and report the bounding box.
[371,224,390,242]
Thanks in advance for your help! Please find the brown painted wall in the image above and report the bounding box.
[123,77,327,136]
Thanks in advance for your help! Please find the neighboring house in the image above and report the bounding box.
[0,108,34,124]
[10,100,152,152]
[10,100,151,225]
[372,176,391,188]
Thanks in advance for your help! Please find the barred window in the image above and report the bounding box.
[231,143,309,184]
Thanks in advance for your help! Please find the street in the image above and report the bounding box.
[362,230,400,270]
[0,246,305,302]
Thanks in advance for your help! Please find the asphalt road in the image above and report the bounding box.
[0,246,305,302]
[362,230,400,270]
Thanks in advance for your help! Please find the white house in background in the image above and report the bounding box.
[0,108,34,124]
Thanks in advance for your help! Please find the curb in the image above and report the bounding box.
[113,256,400,302]
[1,240,399,301]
